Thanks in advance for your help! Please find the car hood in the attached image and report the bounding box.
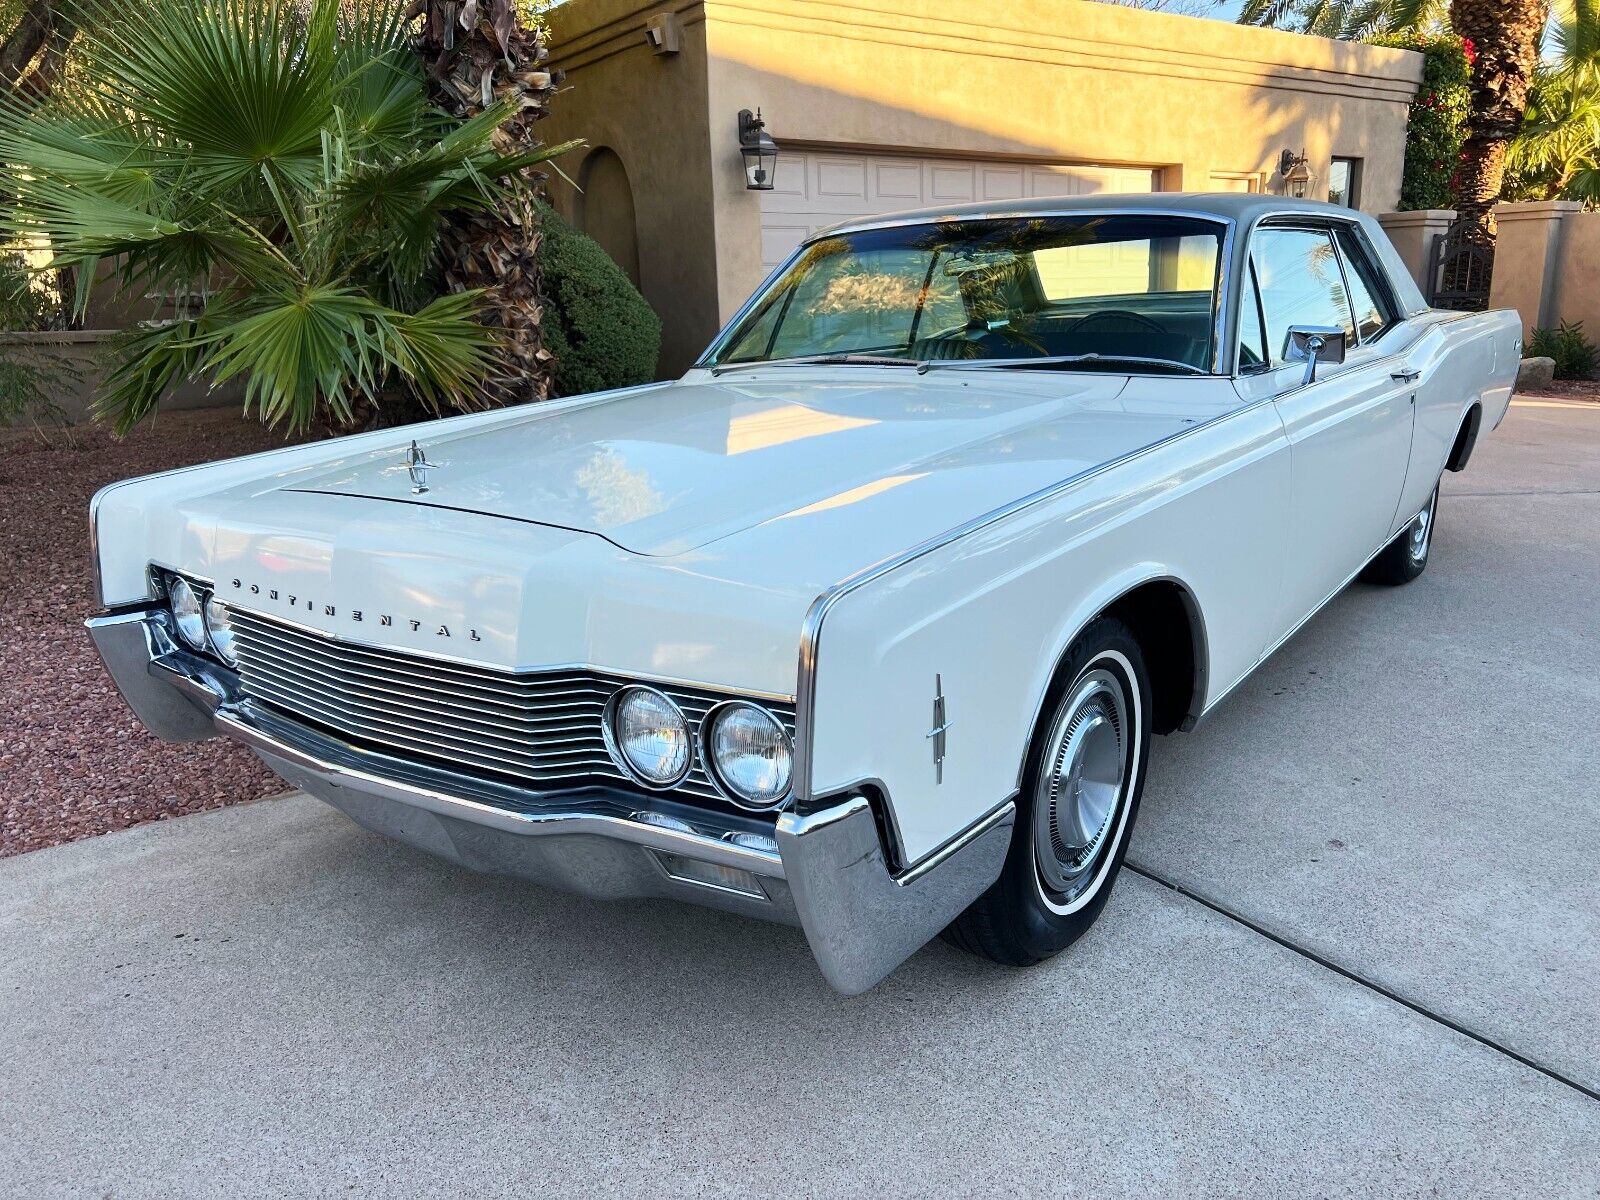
[276,367,1201,557]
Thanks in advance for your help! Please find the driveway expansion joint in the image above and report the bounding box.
[1125,859,1600,1105]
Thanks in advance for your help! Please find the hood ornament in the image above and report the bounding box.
[405,440,433,494]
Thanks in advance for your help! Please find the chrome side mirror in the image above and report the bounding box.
[1285,325,1347,386]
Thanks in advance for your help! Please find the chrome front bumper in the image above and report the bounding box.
[86,609,1015,994]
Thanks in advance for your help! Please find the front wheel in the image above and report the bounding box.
[1362,483,1439,586]
[943,616,1151,967]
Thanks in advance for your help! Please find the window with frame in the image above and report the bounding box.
[1251,227,1357,366]
[1238,262,1269,372]
[1328,157,1362,208]
[1332,225,1396,344]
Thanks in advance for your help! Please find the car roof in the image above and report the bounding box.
[812,191,1350,238]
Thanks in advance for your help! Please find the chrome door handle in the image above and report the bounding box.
[1391,367,1422,383]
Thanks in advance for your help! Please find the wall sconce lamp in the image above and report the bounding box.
[1278,148,1313,199]
[738,109,779,191]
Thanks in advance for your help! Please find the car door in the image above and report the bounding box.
[1243,223,1415,633]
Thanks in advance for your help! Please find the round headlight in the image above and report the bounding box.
[707,703,792,809]
[203,594,238,665]
[607,687,692,787]
[167,576,207,650]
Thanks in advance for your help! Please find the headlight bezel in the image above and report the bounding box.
[165,574,209,652]
[603,685,695,790]
[701,700,794,811]
[202,593,239,665]
[156,569,240,670]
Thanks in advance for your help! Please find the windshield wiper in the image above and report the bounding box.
[918,353,1206,376]
[709,353,917,376]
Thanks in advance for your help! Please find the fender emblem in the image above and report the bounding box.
[926,673,953,785]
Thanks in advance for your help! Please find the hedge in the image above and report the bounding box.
[536,202,662,397]
[1370,33,1473,211]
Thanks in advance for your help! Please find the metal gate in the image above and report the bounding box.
[1428,224,1494,311]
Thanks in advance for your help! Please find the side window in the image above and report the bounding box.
[1251,227,1357,365]
[1333,226,1397,344]
[1238,262,1268,371]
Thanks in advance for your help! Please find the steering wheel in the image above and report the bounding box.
[1067,309,1169,335]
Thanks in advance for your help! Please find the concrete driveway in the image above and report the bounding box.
[4,401,1598,1197]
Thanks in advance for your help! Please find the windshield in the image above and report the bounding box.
[707,214,1225,372]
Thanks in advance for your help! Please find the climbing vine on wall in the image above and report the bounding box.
[1371,33,1473,211]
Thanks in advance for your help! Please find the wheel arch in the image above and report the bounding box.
[1024,573,1211,763]
[1446,401,1483,472]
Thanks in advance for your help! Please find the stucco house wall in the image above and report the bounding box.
[538,0,723,377]
[542,0,1423,375]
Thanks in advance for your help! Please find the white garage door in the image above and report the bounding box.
[759,150,1159,272]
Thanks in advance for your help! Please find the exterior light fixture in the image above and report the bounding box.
[738,108,779,191]
[1279,148,1313,199]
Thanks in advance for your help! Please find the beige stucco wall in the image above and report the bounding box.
[1486,201,1583,334]
[1549,210,1600,339]
[546,0,1421,373]
[541,0,721,376]
[704,0,1420,320]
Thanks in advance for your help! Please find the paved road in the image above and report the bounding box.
[3,401,1597,1196]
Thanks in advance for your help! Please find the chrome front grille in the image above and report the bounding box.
[226,608,795,806]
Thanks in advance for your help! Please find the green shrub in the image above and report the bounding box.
[1527,321,1599,380]
[1370,33,1472,211]
[536,202,660,397]
[0,251,78,438]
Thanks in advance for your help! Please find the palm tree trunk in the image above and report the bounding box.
[413,0,563,406]
[0,0,56,87]
[1450,0,1549,244]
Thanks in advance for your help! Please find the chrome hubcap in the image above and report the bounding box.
[1409,489,1437,564]
[1034,669,1129,900]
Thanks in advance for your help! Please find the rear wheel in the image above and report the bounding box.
[944,616,1151,966]
[1362,483,1439,586]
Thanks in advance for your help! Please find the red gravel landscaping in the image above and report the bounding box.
[0,410,315,857]
[1535,378,1600,402]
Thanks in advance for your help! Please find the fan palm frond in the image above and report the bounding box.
[0,0,575,432]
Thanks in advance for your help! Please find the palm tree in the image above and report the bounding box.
[1451,0,1551,243]
[412,0,564,405]
[1241,0,1551,247]
[0,0,577,432]
[1507,0,1600,202]
[1238,0,1447,39]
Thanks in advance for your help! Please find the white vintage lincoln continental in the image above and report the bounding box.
[88,195,1520,993]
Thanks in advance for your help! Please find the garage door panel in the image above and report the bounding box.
[873,162,923,201]
[816,157,869,201]
[928,164,977,203]
[767,155,809,202]
[758,150,1157,271]
[980,165,1026,200]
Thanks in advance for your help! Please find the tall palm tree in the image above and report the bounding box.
[412,0,564,405]
[1451,0,1550,243]
[1507,0,1600,202]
